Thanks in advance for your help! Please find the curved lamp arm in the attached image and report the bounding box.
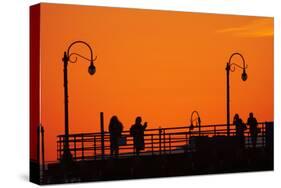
[228,52,248,71]
[67,40,94,60]
[64,40,97,75]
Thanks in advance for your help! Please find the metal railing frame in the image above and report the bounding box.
[56,122,271,161]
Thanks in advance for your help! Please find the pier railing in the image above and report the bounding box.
[57,122,273,161]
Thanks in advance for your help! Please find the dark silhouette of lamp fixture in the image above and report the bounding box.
[225,52,248,136]
[61,40,97,162]
[190,110,201,136]
[88,60,96,75]
[241,69,248,81]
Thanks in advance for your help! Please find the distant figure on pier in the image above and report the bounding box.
[130,116,147,156]
[247,112,259,148]
[109,116,123,157]
[233,113,247,149]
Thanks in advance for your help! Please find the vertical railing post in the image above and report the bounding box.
[94,135,97,160]
[185,132,188,153]
[163,129,166,154]
[151,135,154,155]
[262,122,265,147]
[100,112,105,159]
[59,136,62,160]
[81,135,84,160]
[169,134,171,154]
[159,128,162,155]
[74,136,77,160]
[199,124,201,137]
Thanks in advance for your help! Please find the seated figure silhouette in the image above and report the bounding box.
[233,113,247,150]
[130,116,147,156]
[108,116,123,157]
[247,112,258,148]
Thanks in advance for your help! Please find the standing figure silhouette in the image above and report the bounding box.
[108,116,123,157]
[247,112,259,148]
[130,116,147,156]
[233,113,247,150]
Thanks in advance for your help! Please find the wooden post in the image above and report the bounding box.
[100,112,105,159]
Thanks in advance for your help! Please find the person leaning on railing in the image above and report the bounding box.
[246,112,259,148]
[130,116,147,156]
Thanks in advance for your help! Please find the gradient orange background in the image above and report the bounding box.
[38,3,273,161]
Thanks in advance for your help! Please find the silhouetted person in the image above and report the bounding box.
[108,116,123,157]
[130,116,147,156]
[247,112,258,148]
[233,114,247,150]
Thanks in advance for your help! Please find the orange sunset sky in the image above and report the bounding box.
[38,3,273,161]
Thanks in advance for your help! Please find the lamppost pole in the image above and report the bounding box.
[225,52,248,136]
[226,63,230,137]
[62,52,71,162]
[61,41,96,162]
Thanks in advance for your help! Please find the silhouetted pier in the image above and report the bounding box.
[34,121,273,184]
[56,122,271,160]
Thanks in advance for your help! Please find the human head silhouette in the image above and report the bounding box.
[234,113,239,120]
[110,116,118,124]
[135,116,142,124]
[249,112,254,118]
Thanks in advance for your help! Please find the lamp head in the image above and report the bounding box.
[241,69,247,81]
[88,61,96,75]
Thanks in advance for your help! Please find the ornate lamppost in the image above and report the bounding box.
[61,40,97,162]
[226,52,248,136]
